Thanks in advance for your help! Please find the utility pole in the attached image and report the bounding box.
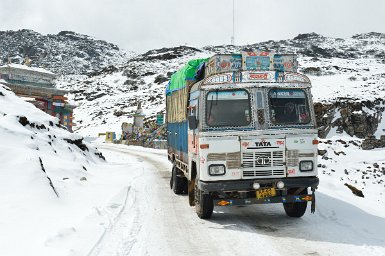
[231,0,235,45]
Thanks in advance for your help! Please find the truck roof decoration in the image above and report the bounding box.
[202,71,310,85]
[166,51,301,96]
[205,51,298,77]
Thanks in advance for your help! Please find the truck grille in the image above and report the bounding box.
[242,151,284,168]
[242,151,285,178]
[243,169,285,177]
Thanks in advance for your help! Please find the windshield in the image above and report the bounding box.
[269,89,311,125]
[206,90,251,127]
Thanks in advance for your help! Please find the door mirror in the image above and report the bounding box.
[188,115,198,130]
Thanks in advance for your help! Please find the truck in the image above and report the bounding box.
[166,51,319,219]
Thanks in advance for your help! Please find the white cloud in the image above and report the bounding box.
[0,0,384,53]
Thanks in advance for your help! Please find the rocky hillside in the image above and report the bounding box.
[56,45,210,135]
[0,29,133,75]
[2,29,385,139]
[55,32,385,139]
[205,32,385,59]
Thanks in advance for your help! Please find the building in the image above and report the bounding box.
[0,63,75,132]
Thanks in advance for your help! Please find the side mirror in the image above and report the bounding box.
[188,115,198,130]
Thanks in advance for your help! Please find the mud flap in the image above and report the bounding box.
[188,179,195,206]
[311,191,316,213]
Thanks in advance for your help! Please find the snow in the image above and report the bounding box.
[5,143,380,256]
[2,36,385,255]
[0,84,106,255]
[1,106,385,256]
[0,63,56,75]
[302,57,385,103]
[375,111,385,138]
[318,138,385,216]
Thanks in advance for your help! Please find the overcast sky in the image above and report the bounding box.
[0,0,384,53]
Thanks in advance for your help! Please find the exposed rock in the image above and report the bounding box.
[154,75,168,84]
[64,138,89,151]
[315,99,385,139]
[344,183,365,197]
[318,149,327,156]
[302,67,322,76]
[94,152,106,160]
[39,157,59,197]
[362,136,385,150]
[293,32,324,40]
[18,116,29,126]
[137,46,202,61]
[87,65,119,77]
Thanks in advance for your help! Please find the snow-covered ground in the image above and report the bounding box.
[4,143,380,256]
[0,84,105,255]
[301,57,385,103]
[1,108,384,256]
[2,33,385,255]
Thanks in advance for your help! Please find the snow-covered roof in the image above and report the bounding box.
[0,63,56,76]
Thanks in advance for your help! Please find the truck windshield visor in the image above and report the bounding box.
[269,89,311,125]
[206,90,251,127]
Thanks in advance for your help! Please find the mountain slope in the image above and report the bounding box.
[56,46,211,135]
[53,33,385,138]
[0,29,133,75]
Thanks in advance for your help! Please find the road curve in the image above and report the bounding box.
[91,144,385,256]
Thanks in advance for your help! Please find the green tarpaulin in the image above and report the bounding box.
[166,58,208,95]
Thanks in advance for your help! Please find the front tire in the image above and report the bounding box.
[195,181,214,219]
[283,188,308,218]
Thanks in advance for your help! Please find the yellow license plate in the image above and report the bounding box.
[256,188,276,199]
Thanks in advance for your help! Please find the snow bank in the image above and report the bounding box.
[0,84,105,255]
[318,137,385,218]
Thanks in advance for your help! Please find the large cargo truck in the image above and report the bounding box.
[166,51,319,219]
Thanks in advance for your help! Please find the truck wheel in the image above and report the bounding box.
[172,165,187,194]
[195,182,214,219]
[283,188,308,218]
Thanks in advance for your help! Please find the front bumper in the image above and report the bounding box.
[198,177,319,193]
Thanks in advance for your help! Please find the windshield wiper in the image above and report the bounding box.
[208,90,218,120]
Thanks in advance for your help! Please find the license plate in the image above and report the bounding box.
[256,188,276,199]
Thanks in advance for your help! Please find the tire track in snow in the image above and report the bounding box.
[86,186,132,256]
[94,145,222,256]
[86,151,146,256]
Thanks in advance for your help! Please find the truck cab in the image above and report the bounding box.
[167,52,319,219]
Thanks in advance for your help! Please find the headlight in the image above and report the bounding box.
[300,161,313,172]
[209,164,226,176]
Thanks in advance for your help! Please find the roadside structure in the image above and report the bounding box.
[0,63,75,132]
[133,102,145,128]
